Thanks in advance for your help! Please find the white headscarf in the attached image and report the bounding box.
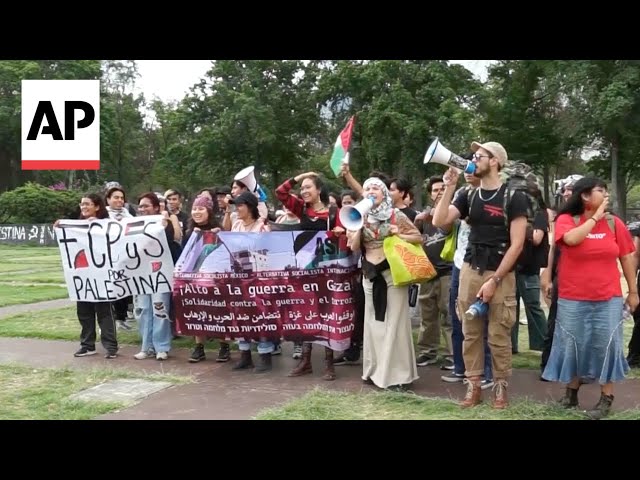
[362,177,393,223]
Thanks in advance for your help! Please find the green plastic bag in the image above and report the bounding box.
[383,235,437,287]
[440,222,459,262]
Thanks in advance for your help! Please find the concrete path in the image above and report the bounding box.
[0,337,638,419]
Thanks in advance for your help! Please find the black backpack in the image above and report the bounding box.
[468,165,548,268]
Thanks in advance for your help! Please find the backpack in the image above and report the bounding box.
[468,162,548,268]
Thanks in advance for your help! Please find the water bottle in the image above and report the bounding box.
[623,304,633,322]
[465,299,489,321]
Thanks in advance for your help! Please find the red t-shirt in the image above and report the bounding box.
[555,213,636,301]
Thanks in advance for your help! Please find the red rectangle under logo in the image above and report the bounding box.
[22,160,100,170]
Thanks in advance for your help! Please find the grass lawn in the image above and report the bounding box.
[0,306,220,351]
[255,387,640,420]
[0,245,59,256]
[0,269,65,284]
[0,263,61,274]
[0,363,191,420]
[0,285,69,307]
[0,246,67,304]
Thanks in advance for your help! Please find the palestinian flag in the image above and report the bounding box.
[124,220,146,236]
[329,116,355,177]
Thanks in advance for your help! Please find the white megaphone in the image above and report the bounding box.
[234,166,258,193]
[339,196,376,231]
[424,138,476,174]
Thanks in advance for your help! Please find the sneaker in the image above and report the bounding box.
[105,352,118,359]
[156,352,168,361]
[334,342,361,365]
[134,351,151,360]
[74,347,96,357]
[441,371,465,383]
[440,358,455,370]
[292,343,303,360]
[216,343,231,362]
[416,354,438,367]
[271,344,282,356]
[116,320,132,331]
[480,379,495,390]
[333,354,356,366]
[189,343,206,363]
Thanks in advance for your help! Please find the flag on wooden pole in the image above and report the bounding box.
[329,116,355,177]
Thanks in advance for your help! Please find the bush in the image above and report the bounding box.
[628,184,640,209]
[0,182,81,224]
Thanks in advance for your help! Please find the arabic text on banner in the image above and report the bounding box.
[173,229,359,351]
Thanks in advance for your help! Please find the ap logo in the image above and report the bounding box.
[22,79,100,171]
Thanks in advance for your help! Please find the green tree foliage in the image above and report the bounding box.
[0,60,101,192]
[316,60,482,207]
[152,60,322,199]
[549,60,640,217]
[0,182,80,223]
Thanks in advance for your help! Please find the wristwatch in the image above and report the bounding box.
[491,276,502,286]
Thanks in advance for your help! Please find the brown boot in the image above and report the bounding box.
[461,376,482,408]
[492,379,509,409]
[232,350,253,370]
[559,387,579,408]
[323,347,336,381]
[254,353,272,373]
[586,393,614,420]
[288,343,313,377]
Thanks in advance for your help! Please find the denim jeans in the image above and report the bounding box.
[135,292,172,353]
[450,266,493,380]
[238,338,274,354]
[513,272,548,351]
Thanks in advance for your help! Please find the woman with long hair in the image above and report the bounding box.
[132,192,176,360]
[196,187,223,225]
[181,196,230,363]
[56,193,119,359]
[346,177,423,390]
[542,177,637,419]
[276,171,346,380]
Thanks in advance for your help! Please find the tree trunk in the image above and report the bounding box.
[618,164,627,220]
[610,135,622,217]
[543,163,550,207]
[0,149,10,192]
[414,168,425,211]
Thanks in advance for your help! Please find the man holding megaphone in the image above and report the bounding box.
[432,140,528,410]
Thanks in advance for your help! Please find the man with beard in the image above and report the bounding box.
[432,141,528,409]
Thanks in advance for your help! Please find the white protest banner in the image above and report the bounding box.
[55,215,174,302]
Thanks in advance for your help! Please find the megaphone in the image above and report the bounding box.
[424,138,476,174]
[339,196,375,231]
[234,166,258,193]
